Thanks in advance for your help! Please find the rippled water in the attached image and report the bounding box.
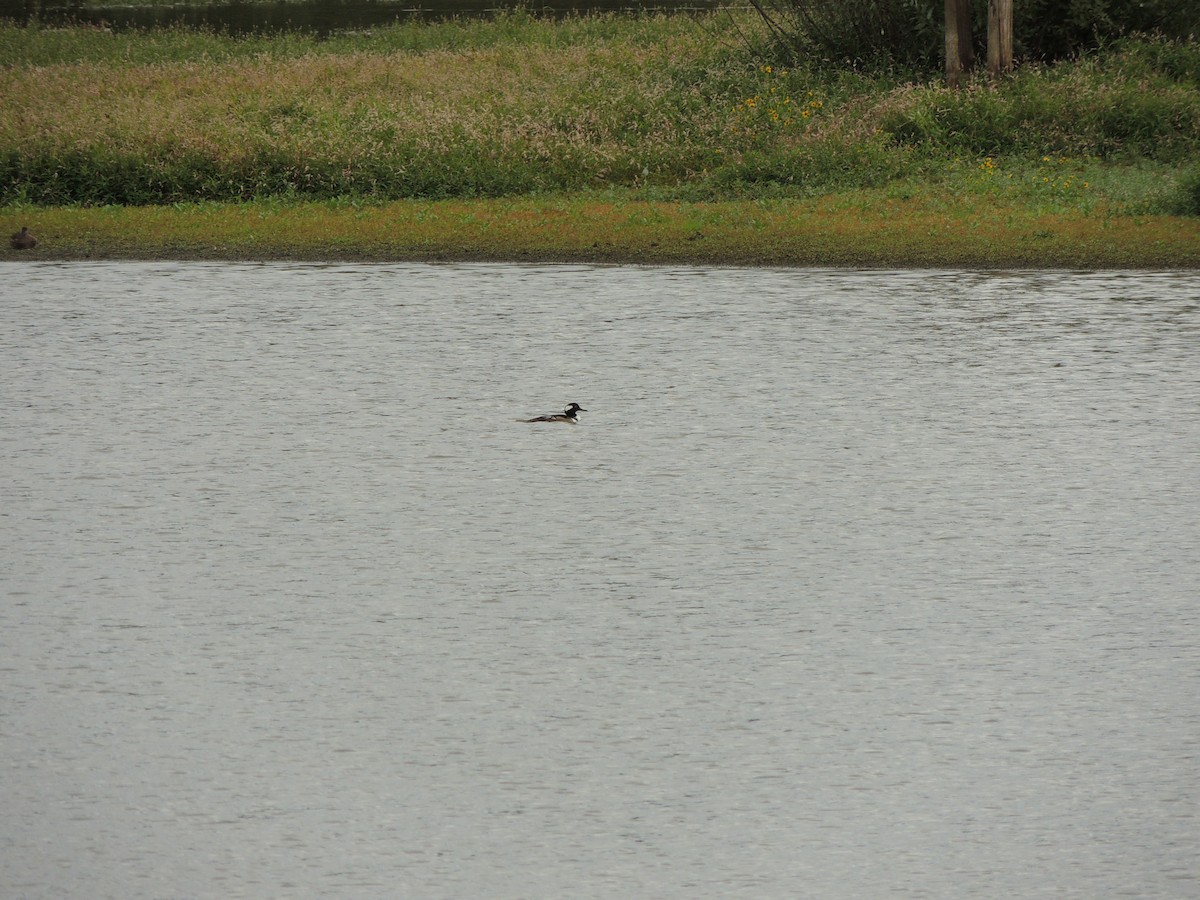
[3,263,1198,898]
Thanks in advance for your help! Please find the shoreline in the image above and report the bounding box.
[5,197,1200,269]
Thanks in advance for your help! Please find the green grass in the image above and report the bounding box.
[31,0,347,6]
[7,193,1199,267]
[0,12,697,65]
[2,12,1198,265]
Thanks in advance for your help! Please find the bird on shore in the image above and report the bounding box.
[10,226,37,250]
[520,402,586,424]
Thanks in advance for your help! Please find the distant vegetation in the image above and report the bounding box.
[1,10,1198,215]
[741,0,1200,70]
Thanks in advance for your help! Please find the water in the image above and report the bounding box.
[2,262,1198,898]
[0,0,720,33]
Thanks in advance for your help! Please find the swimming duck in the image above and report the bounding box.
[521,402,586,424]
[10,226,37,250]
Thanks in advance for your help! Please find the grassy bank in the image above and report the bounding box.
[9,194,1200,268]
[3,12,1199,265]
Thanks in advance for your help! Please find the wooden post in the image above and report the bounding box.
[987,0,1013,78]
[945,0,974,89]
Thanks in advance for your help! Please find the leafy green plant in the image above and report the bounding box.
[1175,170,1200,216]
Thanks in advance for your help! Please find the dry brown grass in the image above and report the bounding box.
[0,36,729,196]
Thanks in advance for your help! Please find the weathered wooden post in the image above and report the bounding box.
[987,0,1013,78]
[945,0,974,89]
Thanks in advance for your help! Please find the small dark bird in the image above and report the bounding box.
[10,226,37,250]
[520,402,587,424]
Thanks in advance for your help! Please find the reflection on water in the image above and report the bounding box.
[2,263,1198,898]
[1,0,720,32]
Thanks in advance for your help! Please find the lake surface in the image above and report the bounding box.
[2,262,1198,898]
